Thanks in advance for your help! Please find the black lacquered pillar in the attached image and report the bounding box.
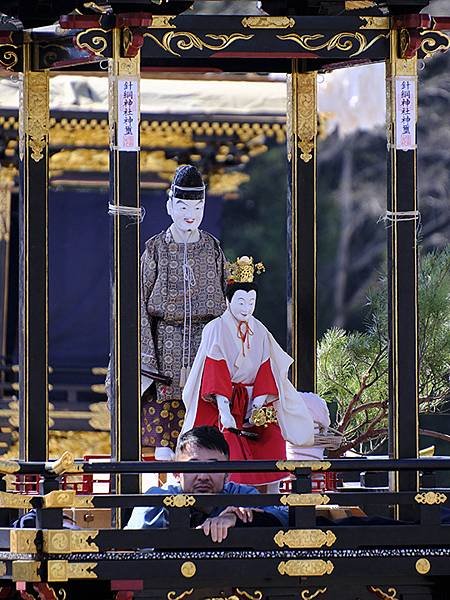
[287,61,317,392]
[18,49,50,461]
[386,32,419,499]
[109,29,141,515]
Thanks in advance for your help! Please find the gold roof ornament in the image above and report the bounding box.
[227,256,265,284]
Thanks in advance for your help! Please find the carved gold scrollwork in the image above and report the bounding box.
[0,44,19,70]
[117,56,140,77]
[241,17,295,29]
[346,1,376,10]
[67,562,98,579]
[0,491,32,509]
[278,32,389,58]
[235,589,263,600]
[46,451,84,475]
[419,30,450,58]
[274,529,336,549]
[47,560,68,582]
[368,586,399,599]
[276,460,331,471]
[280,493,330,506]
[278,560,334,577]
[75,28,110,56]
[415,558,431,575]
[415,491,447,505]
[43,530,99,554]
[143,31,253,57]
[163,494,196,508]
[12,560,41,582]
[301,590,327,600]
[23,71,49,163]
[295,71,316,163]
[167,590,194,600]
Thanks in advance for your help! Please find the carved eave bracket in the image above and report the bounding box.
[395,15,450,59]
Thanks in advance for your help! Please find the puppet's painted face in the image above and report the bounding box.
[228,289,257,322]
[167,198,205,232]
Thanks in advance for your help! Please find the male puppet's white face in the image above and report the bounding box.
[167,197,205,233]
[228,289,257,322]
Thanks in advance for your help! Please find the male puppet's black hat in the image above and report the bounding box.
[169,165,205,201]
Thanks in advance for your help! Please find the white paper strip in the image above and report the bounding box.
[395,76,416,151]
[117,78,139,151]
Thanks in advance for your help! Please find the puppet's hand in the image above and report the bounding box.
[216,395,237,430]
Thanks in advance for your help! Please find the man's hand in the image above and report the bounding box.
[219,506,263,523]
[199,512,237,543]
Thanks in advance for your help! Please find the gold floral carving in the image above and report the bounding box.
[118,56,140,77]
[75,29,110,56]
[12,560,41,582]
[346,1,376,9]
[415,558,431,575]
[280,493,330,506]
[10,530,37,554]
[180,561,196,578]
[0,491,32,509]
[278,560,334,577]
[167,590,194,600]
[415,491,447,505]
[276,461,331,472]
[301,590,327,600]
[24,72,49,163]
[143,31,253,57]
[0,44,19,70]
[163,494,196,508]
[359,16,390,29]
[149,16,176,29]
[47,560,69,582]
[368,586,398,599]
[43,530,99,554]
[241,17,295,29]
[235,590,263,600]
[274,529,336,549]
[278,31,389,58]
[419,30,450,58]
[295,71,316,163]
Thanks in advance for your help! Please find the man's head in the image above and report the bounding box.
[166,164,206,233]
[175,426,229,494]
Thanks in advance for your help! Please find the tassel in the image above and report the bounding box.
[185,365,191,380]
[179,366,187,388]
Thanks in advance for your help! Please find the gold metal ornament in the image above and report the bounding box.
[359,16,390,29]
[47,560,69,582]
[368,586,398,599]
[274,529,336,549]
[280,493,330,506]
[276,460,331,471]
[46,451,84,475]
[419,30,450,58]
[43,530,99,554]
[415,558,431,575]
[0,459,20,474]
[0,491,32,509]
[163,495,196,508]
[117,55,140,77]
[415,491,447,505]
[24,71,49,163]
[180,561,196,578]
[0,43,19,70]
[278,560,334,577]
[346,1,376,9]
[12,560,41,582]
[251,406,277,427]
[227,256,265,284]
[241,17,295,29]
[10,530,37,554]
[292,71,316,164]
[149,16,176,29]
[278,31,389,59]
[301,590,327,600]
[68,562,98,579]
[75,28,110,56]
[143,31,253,58]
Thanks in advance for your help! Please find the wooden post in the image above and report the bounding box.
[287,61,317,392]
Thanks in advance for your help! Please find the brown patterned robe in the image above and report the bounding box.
[141,229,227,449]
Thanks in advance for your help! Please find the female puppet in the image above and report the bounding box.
[181,256,316,486]
[139,165,227,459]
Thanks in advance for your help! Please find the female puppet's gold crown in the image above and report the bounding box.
[227,256,265,284]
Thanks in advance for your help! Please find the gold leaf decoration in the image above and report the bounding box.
[359,16,390,29]
[301,590,327,600]
[278,31,389,58]
[280,493,330,506]
[180,561,196,578]
[278,560,334,577]
[163,494,196,508]
[24,72,49,163]
[276,460,331,471]
[0,44,19,70]
[167,590,194,600]
[368,586,399,599]
[415,491,447,505]
[143,31,253,57]
[241,17,295,29]
[415,559,431,575]
[274,529,336,549]
[419,30,450,58]
[75,29,110,56]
